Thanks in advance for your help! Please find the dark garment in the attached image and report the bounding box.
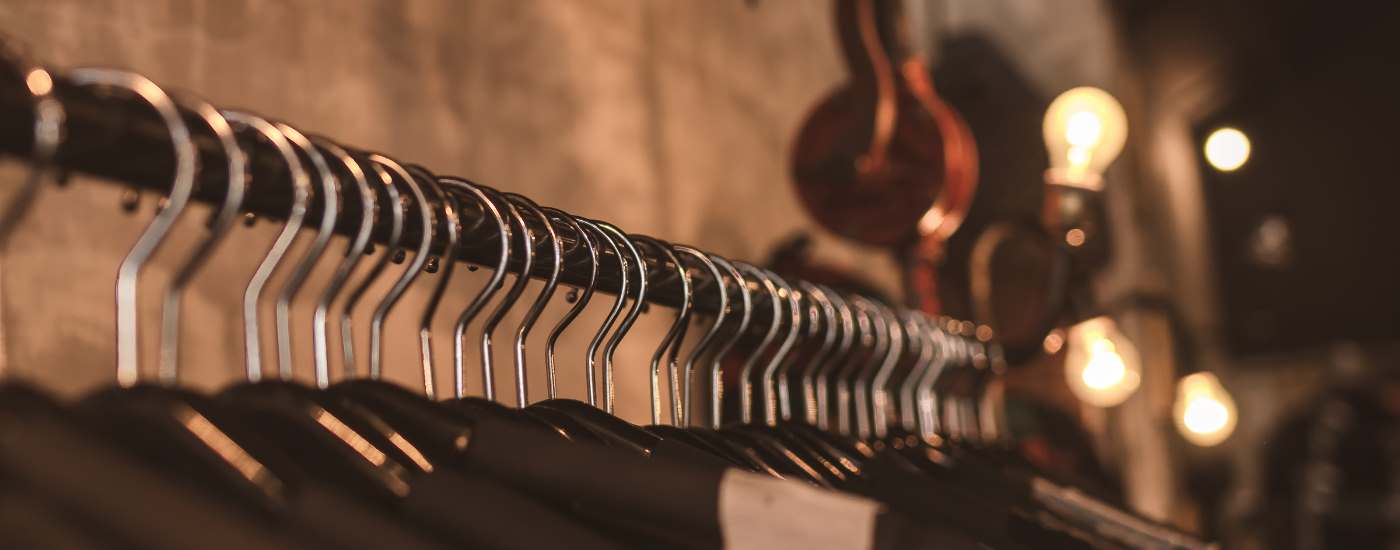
[402,469,629,550]
[0,411,306,550]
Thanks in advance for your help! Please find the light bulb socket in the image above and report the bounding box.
[1041,181,1104,246]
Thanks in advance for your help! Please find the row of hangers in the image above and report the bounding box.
[0,37,1211,550]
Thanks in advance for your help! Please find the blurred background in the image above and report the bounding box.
[2,1,1398,547]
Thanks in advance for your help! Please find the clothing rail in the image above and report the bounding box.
[0,81,746,319]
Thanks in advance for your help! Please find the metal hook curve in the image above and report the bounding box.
[272,123,339,382]
[340,158,402,378]
[156,94,245,385]
[706,255,751,429]
[578,218,626,408]
[673,246,728,427]
[438,177,509,400]
[308,137,374,388]
[66,69,193,387]
[594,222,645,414]
[408,165,459,399]
[630,235,692,426]
[542,208,597,401]
[733,263,780,425]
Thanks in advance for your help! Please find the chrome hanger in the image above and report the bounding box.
[759,270,801,426]
[834,296,874,435]
[156,93,246,384]
[849,297,894,440]
[897,311,937,434]
[813,286,855,430]
[914,319,953,439]
[364,155,432,381]
[775,281,824,424]
[595,221,646,414]
[65,68,194,386]
[502,193,562,407]
[867,302,905,439]
[339,158,401,378]
[706,255,751,429]
[629,235,691,426]
[672,246,728,427]
[407,165,459,398]
[477,189,535,404]
[577,220,627,408]
[795,282,838,425]
[542,208,597,401]
[733,263,779,425]
[437,177,509,400]
[308,137,374,388]
[272,123,339,381]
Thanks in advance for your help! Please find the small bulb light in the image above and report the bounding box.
[1173,372,1238,447]
[1063,317,1141,407]
[1204,127,1250,172]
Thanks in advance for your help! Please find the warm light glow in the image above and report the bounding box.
[25,70,53,96]
[1063,317,1141,407]
[1173,372,1237,447]
[1065,228,1086,247]
[1043,330,1065,354]
[1204,127,1250,172]
[1182,398,1228,435]
[1080,341,1126,390]
[1043,87,1127,190]
[1065,111,1103,147]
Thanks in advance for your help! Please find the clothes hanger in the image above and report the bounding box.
[659,253,788,475]
[625,235,744,463]
[813,285,857,432]
[0,65,307,550]
[716,263,834,485]
[849,296,893,441]
[308,137,375,388]
[774,282,873,472]
[626,235,692,427]
[207,119,423,498]
[662,247,773,470]
[893,311,937,437]
[527,219,669,454]
[491,193,606,441]
[794,282,838,426]
[338,153,402,377]
[271,122,339,381]
[731,262,780,425]
[774,281,826,425]
[865,302,906,440]
[62,76,306,519]
[427,179,542,418]
[671,245,727,428]
[834,293,875,436]
[539,207,595,400]
[739,269,856,484]
[704,254,751,430]
[593,220,646,415]
[406,164,456,399]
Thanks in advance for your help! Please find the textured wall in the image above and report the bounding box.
[0,0,902,423]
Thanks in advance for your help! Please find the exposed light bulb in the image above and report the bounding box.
[1064,317,1141,407]
[1173,372,1237,447]
[1043,87,1127,191]
[1204,127,1250,172]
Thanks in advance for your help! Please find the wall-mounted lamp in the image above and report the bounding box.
[1041,87,1127,247]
